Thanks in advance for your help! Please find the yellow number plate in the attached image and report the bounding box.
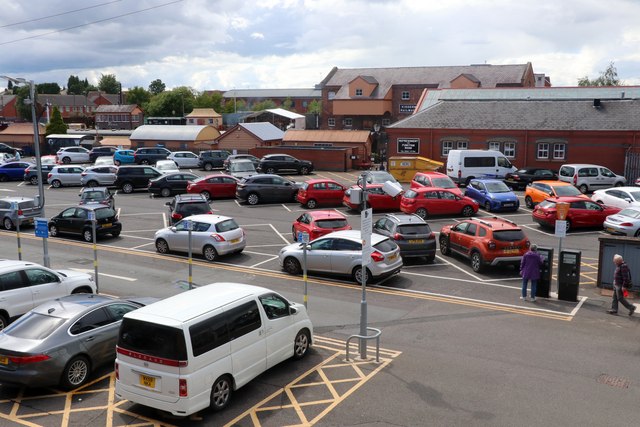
[408,239,425,244]
[0,356,8,365]
[388,253,398,261]
[503,249,520,254]
[140,374,156,388]
[102,223,112,228]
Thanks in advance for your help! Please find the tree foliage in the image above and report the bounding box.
[67,75,96,94]
[306,99,322,115]
[13,85,32,121]
[281,97,293,111]
[36,82,61,94]
[45,106,68,135]
[126,86,151,107]
[222,98,246,113]
[578,62,623,86]
[251,99,277,111]
[98,73,121,93]
[144,87,195,117]
[148,79,166,95]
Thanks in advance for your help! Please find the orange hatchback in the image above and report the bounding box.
[524,180,588,208]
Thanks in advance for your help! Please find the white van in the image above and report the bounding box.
[558,164,626,193]
[114,283,313,417]
[446,150,517,185]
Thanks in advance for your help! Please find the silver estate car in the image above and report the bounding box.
[154,214,246,261]
[279,229,403,284]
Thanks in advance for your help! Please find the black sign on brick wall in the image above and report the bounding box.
[397,138,419,154]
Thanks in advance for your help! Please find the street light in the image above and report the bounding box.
[1,76,50,267]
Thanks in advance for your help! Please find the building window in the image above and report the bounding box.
[503,142,516,158]
[488,141,501,151]
[314,143,333,147]
[382,118,391,126]
[355,89,363,96]
[457,141,468,150]
[328,91,336,100]
[188,118,194,124]
[442,141,454,156]
[553,143,566,160]
[343,118,353,127]
[537,143,549,159]
[402,91,410,100]
[328,118,335,127]
[302,101,308,107]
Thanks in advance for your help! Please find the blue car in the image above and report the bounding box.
[0,161,35,182]
[465,178,520,212]
[113,149,135,166]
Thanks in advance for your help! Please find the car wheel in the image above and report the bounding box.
[114,160,121,166]
[203,245,219,261]
[300,166,310,175]
[306,199,317,209]
[51,179,62,188]
[293,329,311,359]
[200,190,211,200]
[210,375,233,412]
[615,181,623,187]
[60,356,90,390]
[634,229,640,238]
[353,266,371,285]
[470,251,484,273]
[415,208,428,219]
[439,236,451,255]
[247,193,260,205]
[284,257,302,275]
[0,175,7,182]
[111,230,120,238]
[565,220,572,232]
[426,254,436,263]
[160,187,171,197]
[525,196,534,209]
[462,206,475,217]
[62,157,71,164]
[141,159,149,165]
[266,167,276,174]
[3,217,13,231]
[29,175,38,185]
[83,228,93,242]
[122,182,134,194]
[49,224,59,237]
[0,313,8,331]
[484,202,491,212]
[578,184,588,194]
[155,238,169,254]
[86,180,98,188]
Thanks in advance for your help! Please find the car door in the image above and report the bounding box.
[366,187,387,209]
[583,200,607,226]
[305,237,334,272]
[258,293,297,368]
[23,268,64,307]
[568,201,588,227]
[465,181,484,205]
[55,207,79,233]
[438,190,461,214]
[165,174,183,192]
[599,167,618,189]
[226,300,267,387]
[70,167,84,185]
[272,176,295,202]
[448,222,469,253]
[168,220,191,252]
[329,238,361,275]
[456,222,478,257]
[0,270,35,318]
[70,306,121,366]
[293,213,311,237]
[326,182,346,204]
[68,207,89,234]
[182,152,199,168]
[219,176,238,197]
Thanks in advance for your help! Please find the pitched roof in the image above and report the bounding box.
[237,122,284,141]
[95,104,138,113]
[223,88,321,98]
[0,122,46,135]
[186,108,222,118]
[284,130,371,143]
[130,125,220,141]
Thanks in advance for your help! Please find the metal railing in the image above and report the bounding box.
[346,327,382,362]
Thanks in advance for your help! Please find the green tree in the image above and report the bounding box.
[36,82,61,94]
[98,73,121,93]
[13,85,32,120]
[67,75,96,94]
[148,79,166,95]
[45,106,68,135]
[306,99,322,115]
[578,62,623,86]
[222,98,246,113]
[281,97,294,111]
[7,80,13,91]
[251,99,277,111]
[144,87,195,117]
[126,86,151,107]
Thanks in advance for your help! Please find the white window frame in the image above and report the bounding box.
[442,141,454,156]
[537,143,549,159]
[553,143,566,160]
[503,142,516,158]
[328,118,335,127]
[488,141,501,151]
[401,91,410,100]
[457,141,468,150]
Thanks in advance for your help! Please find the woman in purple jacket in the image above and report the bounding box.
[520,244,544,302]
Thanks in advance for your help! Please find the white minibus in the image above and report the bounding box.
[446,149,517,185]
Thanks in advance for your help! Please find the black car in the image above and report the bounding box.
[504,168,557,190]
[236,174,300,205]
[48,205,121,242]
[89,146,117,163]
[113,165,162,194]
[0,143,23,156]
[78,187,115,209]
[165,194,212,224]
[373,213,436,263]
[198,150,231,171]
[133,147,171,165]
[23,164,55,185]
[258,154,314,175]
[148,172,199,197]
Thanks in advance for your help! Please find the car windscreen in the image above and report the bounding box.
[554,186,582,197]
[618,208,640,218]
[3,312,65,340]
[373,238,398,252]
[215,219,239,232]
[431,177,457,189]
[315,219,348,229]
[95,208,116,219]
[628,191,640,201]
[178,203,210,216]
[230,163,255,172]
[492,230,526,242]
[118,318,188,360]
[485,182,511,193]
[368,173,396,184]
[397,224,432,235]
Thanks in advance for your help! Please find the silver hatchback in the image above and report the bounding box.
[279,229,403,284]
[154,214,246,261]
[80,165,118,187]
[48,165,85,188]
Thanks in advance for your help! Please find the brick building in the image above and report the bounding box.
[95,104,143,130]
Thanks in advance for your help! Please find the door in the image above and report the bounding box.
[305,238,333,272]
[329,238,361,275]
[24,268,63,307]
[258,293,296,368]
[326,182,346,204]
[227,300,267,387]
[219,176,238,197]
[71,307,121,366]
[448,222,469,254]
[0,270,35,318]
[169,220,191,251]
[438,190,461,215]
[55,207,78,233]
[568,201,589,227]
[182,152,199,168]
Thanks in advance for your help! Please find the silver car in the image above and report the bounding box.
[155,214,246,261]
[0,196,43,230]
[167,151,199,168]
[279,229,403,284]
[48,165,85,188]
[80,165,118,187]
[56,146,91,164]
[603,207,640,237]
[228,159,257,179]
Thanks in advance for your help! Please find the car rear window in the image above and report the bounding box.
[554,186,582,197]
[95,208,116,219]
[538,200,556,209]
[492,230,526,242]
[118,318,188,361]
[178,203,210,216]
[397,224,432,235]
[431,177,456,189]
[619,208,640,218]
[18,200,35,209]
[373,238,398,253]
[3,312,65,340]
[300,182,309,190]
[403,190,418,199]
[216,219,239,232]
[315,219,348,229]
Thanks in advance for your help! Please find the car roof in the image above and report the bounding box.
[535,180,572,186]
[81,186,108,192]
[307,210,347,219]
[321,229,387,243]
[595,186,639,193]
[305,178,339,184]
[383,213,426,224]
[32,294,117,320]
[0,196,36,202]
[201,173,235,179]
[470,178,505,184]
[467,217,521,229]
[179,214,233,223]
[0,259,44,270]
[414,171,447,177]
[412,186,457,193]
[544,196,592,203]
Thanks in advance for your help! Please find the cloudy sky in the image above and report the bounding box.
[1,0,639,92]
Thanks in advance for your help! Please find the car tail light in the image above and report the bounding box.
[172,213,182,220]
[620,222,634,226]
[115,361,119,380]
[179,379,188,397]
[47,173,52,179]
[428,232,435,239]
[573,175,577,185]
[370,251,385,262]
[393,233,404,240]
[210,233,226,242]
[9,354,51,364]
[525,240,531,248]
[24,167,31,173]
[511,175,520,180]
[17,209,23,215]
[488,240,496,249]
[403,198,415,205]
[81,172,87,176]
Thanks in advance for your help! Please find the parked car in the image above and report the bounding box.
[23,164,55,185]
[198,149,231,171]
[504,167,557,190]
[94,156,115,166]
[279,230,402,285]
[0,196,43,230]
[80,165,118,187]
[0,294,154,388]
[48,204,122,242]
[0,143,22,156]
[357,170,399,186]
[113,149,135,166]
[296,179,346,208]
[89,146,117,163]
[532,196,621,231]
[410,171,462,196]
[223,153,260,170]
[148,172,199,197]
[591,187,640,209]
[186,173,238,200]
[39,155,57,165]
[133,147,171,165]
[47,165,85,188]
[524,180,588,208]
[78,187,115,209]
[399,187,478,219]
[558,163,626,193]
[343,184,402,212]
[167,151,200,168]
[154,159,180,174]
[227,159,257,179]
[439,217,531,273]
[0,161,34,182]
[603,207,640,237]
[445,149,516,186]
[0,260,96,329]
[259,154,314,175]
[291,210,351,241]
[236,174,300,205]
[113,165,162,194]
[165,194,212,225]
[373,213,436,262]
[464,178,520,212]
[56,146,91,164]
[155,214,245,261]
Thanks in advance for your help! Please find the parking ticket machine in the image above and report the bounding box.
[536,247,553,298]
[558,249,581,302]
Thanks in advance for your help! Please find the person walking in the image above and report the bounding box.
[608,254,636,316]
[520,244,544,301]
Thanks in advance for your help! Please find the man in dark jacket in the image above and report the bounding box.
[608,254,636,316]
[520,244,544,302]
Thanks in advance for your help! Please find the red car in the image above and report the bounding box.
[400,187,479,219]
[292,210,352,241]
[296,179,346,208]
[186,174,238,200]
[532,196,621,231]
[410,171,463,196]
[342,184,402,212]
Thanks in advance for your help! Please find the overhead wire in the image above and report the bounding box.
[0,0,124,28]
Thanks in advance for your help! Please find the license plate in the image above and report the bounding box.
[0,356,7,365]
[230,238,240,243]
[503,248,519,254]
[139,374,156,388]
[503,203,515,207]
[388,253,398,261]
[408,239,425,244]
[606,227,616,233]
[101,223,112,228]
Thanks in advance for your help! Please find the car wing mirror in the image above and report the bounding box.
[289,306,298,315]
[170,226,177,232]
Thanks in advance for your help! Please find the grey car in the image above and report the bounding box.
[0,196,43,230]
[0,294,154,389]
[48,165,85,188]
[228,159,257,179]
[373,213,437,262]
[80,165,118,187]
[279,229,403,284]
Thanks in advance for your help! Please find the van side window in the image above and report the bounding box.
[497,157,511,168]
[464,157,495,167]
[190,314,230,357]
[259,294,290,320]
[227,301,262,339]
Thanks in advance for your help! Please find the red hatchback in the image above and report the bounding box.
[186,174,238,200]
[400,187,479,219]
[532,196,621,231]
[296,179,346,208]
[292,210,352,241]
[342,184,402,212]
[410,171,463,196]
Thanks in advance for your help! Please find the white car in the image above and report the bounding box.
[0,260,96,329]
[167,151,199,168]
[56,146,91,164]
[94,156,115,166]
[155,159,180,174]
[603,207,640,237]
[47,165,86,188]
[591,187,640,209]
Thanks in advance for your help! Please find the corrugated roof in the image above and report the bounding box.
[223,88,321,98]
[284,129,371,143]
[130,125,219,141]
[238,122,284,141]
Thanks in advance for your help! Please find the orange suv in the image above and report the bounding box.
[439,217,530,272]
[524,180,588,208]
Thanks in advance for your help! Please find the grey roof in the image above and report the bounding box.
[223,88,321,98]
[390,99,640,131]
[238,122,284,141]
[322,64,531,100]
[130,125,211,141]
[95,104,138,113]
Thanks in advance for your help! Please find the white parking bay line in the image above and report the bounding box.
[269,223,290,244]
[68,268,137,282]
[130,242,155,249]
[281,204,291,212]
[250,255,279,268]
[0,189,15,192]
[119,234,154,241]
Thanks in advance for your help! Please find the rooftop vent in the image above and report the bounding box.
[593,99,601,109]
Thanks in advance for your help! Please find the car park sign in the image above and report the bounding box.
[361,208,373,264]
[34,218,48,238]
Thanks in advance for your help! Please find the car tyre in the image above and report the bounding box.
[3,217,13,231]
[204,245,219,261]
[204,163,213,171]
[83,228,93,242]
[461,206,475,217]
[353,266,372,285]
[62,157,71,164]
[86,180,98,188]
[578,184,588,194]
[525,196,534,209]
[160,187,171,197]
[0,175,7,182]
[470,251,484,273]
[484,202,491,212]
[114,160,121,166]
[634,229,640,237]
[111,230,120,238]
[247,193,260,205]
[265,167,276,174]
[615,181,623,187]
[60,356,90,390]
[141,159,149,165]
[210,375,232,412]
[29,176,38,185]
[565,220,572,232]
[306,199,317,209]
[284,257,302,275]
[155,238,169,254]
[51,179,62,188]
[293,329,311,359]
[122,182,134,194]
[200,190,211,200]
[0,313,8,331]
[292,227,298,241]
[49,224,59,237]
[300,166,310,175]
[415,208,428,219]
[439,236,451,255]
